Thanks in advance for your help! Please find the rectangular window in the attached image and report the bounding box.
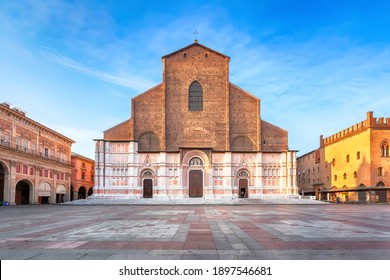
[30,167,34,176]
[81,172,86,180]
[4,133,10,146]
[23,140,29,153]
[16,164,21,173]
[23,165,28,174]
[16,138,21,150]
[44,169,48,178]
[44,148,49,158]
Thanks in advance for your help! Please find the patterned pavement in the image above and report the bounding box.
[1,203,390,259]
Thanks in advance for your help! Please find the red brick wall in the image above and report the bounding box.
[261,120,288,151]
[133,84,164,146]
[104,119,133,141]
[163,44,230,151]
[229,83,260,150]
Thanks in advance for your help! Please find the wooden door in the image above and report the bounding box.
[377,190,387,203]
[143,179,153,198]
[189,170,203,198]
[239,179,248,198]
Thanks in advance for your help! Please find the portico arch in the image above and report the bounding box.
[38,182,52,204]
[15,179,33,205]
[78,186,86,199]
[0,160,10,203]
[56,184,67,203]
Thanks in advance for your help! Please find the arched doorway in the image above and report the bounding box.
[78,186,86,199]
[376,182,387,203]
[189,157,203,198]
[87,188,93,197]
[38,182,52,204]
[142,170,153,198]
[15,180,31,205]
[238,170,249,198]
[56,184,67,203]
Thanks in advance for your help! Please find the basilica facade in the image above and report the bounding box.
[93,41,297,199]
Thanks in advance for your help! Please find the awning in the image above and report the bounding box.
[320,187,390,193]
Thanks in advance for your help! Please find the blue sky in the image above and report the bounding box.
[1,0,390,159]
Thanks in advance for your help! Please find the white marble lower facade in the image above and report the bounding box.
[93,141,298,199]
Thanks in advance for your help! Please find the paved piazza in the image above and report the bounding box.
[1,203,390,260]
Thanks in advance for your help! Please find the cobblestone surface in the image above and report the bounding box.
[1,203,390,259]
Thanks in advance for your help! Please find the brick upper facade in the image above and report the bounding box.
[104,41,288,153]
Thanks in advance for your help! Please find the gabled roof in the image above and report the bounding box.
[230,83,260,101]
[162,40,230,60]
[103,118,131,133]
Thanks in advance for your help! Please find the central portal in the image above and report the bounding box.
[189,170,203,198]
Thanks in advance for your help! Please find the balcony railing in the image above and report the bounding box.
[0,140,71,165]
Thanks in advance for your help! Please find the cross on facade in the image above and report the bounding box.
[193,30,199,41]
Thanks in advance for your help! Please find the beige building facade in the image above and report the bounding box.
[0,102,74,205]
[297,111,390,203]
[94,41,298,200]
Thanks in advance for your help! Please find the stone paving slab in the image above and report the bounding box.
[1,204,390,259]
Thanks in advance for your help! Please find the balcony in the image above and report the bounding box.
[0,140,71,165]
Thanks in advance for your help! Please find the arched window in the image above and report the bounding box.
[188,81,203,111]
[346,154,350,162]
[138,133,160,151]
[189,157,203,166]
[354,171,358,178]
[232,136,254,151]
[343,173,347,180]
[357,151,361,160]
[238,170,249,177]
[142,170,153,177]
[381,141,389,157]
[334,175,338,181]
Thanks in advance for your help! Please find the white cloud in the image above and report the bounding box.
[42,49,156,92]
